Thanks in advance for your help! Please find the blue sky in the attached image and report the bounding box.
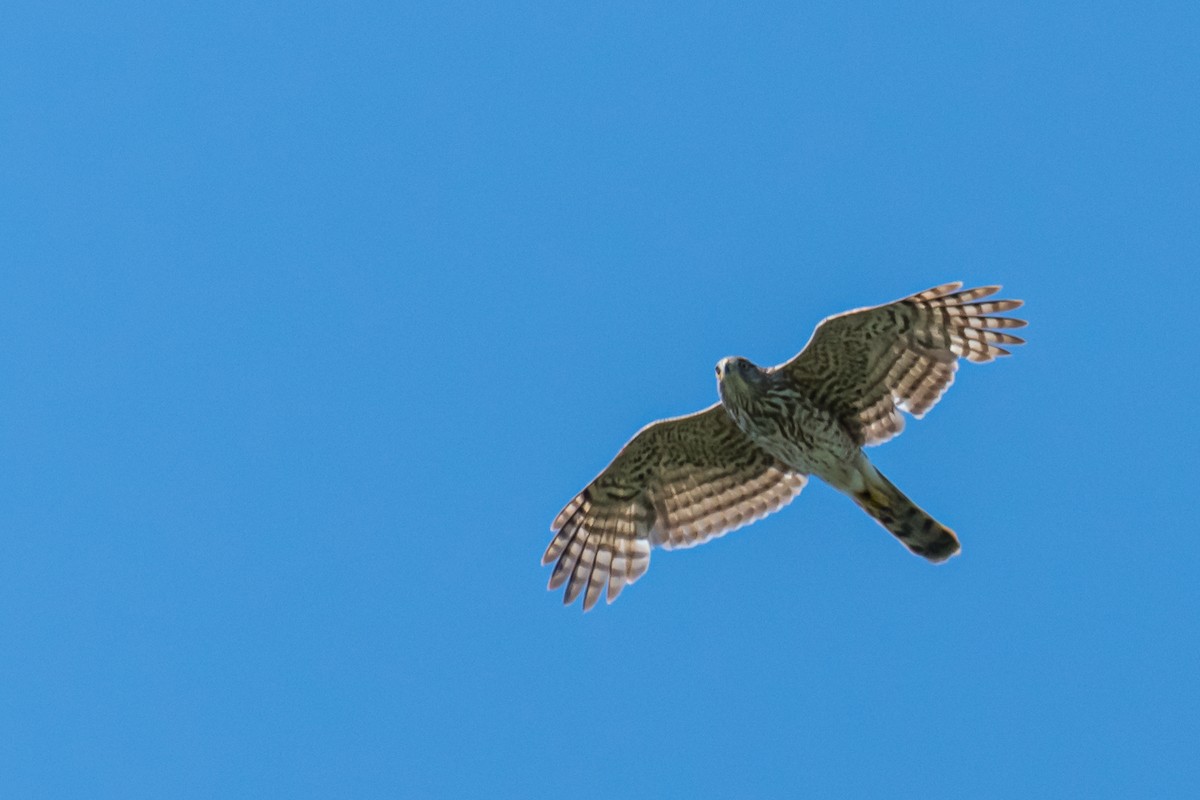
[3,1,1199,797]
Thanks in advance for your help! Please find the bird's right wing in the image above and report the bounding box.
[544,404,807,611]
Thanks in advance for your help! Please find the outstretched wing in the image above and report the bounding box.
[543,405,807,611]
[778,282,1026,446]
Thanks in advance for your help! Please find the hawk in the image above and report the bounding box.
[543,282,1026,610]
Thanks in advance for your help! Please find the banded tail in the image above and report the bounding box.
[851,467,960,562]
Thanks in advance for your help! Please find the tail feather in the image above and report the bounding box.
[851,469,960,562]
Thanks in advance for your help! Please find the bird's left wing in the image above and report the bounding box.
[777,283,1026,447]
[544,404,807,611]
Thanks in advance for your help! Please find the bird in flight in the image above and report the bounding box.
[542,282,1026,611]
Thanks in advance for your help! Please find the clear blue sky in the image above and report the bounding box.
[3,1,1198,797]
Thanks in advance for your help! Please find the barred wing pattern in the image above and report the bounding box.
[543,405,807,610]
[779,283,1026,446]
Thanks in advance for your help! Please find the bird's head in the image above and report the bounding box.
[716,356,765,401]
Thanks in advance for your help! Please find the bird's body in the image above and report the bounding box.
[544,282,1026,610]
[717,361,860,484]
[716,356,958,560]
